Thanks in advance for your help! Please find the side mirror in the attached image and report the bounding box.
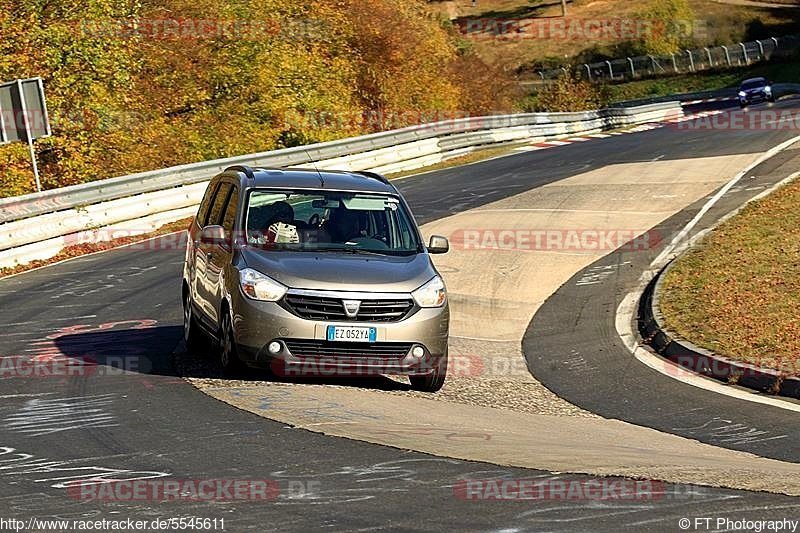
[428,235,449,254]
[200,225,227,245]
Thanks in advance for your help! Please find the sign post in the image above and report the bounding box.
[0,77,51,192]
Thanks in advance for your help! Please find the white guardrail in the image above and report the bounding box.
[0,102,682,268]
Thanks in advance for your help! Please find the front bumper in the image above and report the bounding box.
[230,288,449,376]
[740,91,771,105]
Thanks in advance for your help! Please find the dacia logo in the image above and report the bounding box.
[342,300,361,318]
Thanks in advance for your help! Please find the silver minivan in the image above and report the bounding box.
[182,166,450,392]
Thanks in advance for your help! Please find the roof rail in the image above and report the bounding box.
[354,170,392,186]
[225,165,256,180]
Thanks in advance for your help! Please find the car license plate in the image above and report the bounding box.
[327,325,376,343]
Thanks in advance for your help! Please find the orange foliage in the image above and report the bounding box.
[0,0,518,197]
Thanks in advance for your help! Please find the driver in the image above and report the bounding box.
[327,208,363,243]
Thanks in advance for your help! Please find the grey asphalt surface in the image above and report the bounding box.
[1,100,799,531]
[523,103,800,462]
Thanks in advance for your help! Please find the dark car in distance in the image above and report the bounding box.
[738,77,774,108]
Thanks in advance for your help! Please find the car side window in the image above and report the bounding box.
[207,183,232,227]
[221,186,239,233]
[196,182,219,226]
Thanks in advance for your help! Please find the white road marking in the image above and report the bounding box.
[4,395,119,436]
[0,445,170,489]
[616,133,800,413]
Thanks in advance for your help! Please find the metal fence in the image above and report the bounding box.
[535,35,800,83]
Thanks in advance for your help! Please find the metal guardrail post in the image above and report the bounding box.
[606,60,613,79]
[584,64,592,81]
[627,57,635,78]
[671,54,677,73]
[757,40,764,59]
[740,42,748,64]
[686,50,694,72]
[705,47,712,68]
[722,45,731,66]
[649,55,656,74]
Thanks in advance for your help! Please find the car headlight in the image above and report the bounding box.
[765,85,772,93]
[738,91,747,97]
[412,275,447,308]
[239,268,287,301]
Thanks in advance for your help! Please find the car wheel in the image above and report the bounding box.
[183,292,204,353]
[219,312,243,374]
[409,353,448,393]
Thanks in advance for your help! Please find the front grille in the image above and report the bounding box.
[283,339,413,358]
[284,294,414,322]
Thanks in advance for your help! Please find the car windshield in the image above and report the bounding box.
[244,189,423,255]
[741,79,766,90]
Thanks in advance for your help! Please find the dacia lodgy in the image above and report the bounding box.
[182,166,450,392]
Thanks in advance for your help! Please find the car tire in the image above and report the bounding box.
[183,292,204,354]
[409,353,448,393]
[219,312,244,374]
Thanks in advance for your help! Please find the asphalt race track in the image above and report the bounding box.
[524,137,800,461]
[1,100,799,531]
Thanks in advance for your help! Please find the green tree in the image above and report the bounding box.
[634,0,695,56]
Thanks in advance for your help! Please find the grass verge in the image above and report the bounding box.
[659,175,800,376]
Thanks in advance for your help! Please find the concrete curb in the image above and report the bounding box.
[616,136,800,412]
[639,261,800,399]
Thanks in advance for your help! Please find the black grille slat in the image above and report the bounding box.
[360,300,411,307]
[284,294,413,322]
[283,340,412,358]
